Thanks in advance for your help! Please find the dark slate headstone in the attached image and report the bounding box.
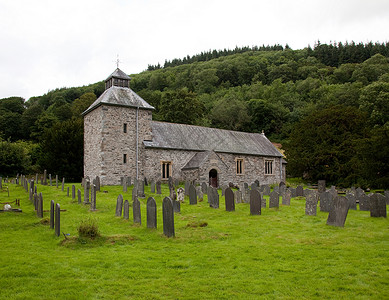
[123,176,128,192]
[282,189,291,205]
[318,180,326,193]
[327,196,349,227]
[296,185,304,197]
[250,189,261,215]
[162,197,175,237]
[359,194,370,211]
[95,176,100,192]
[150,181,155,194]
[234,190,242,204]
[55,203,60,237]
[305,193,317,216]
[123,200,129,220]
[133,198,141,225]
[369,193,387,218]
[90,184,97,211]
[138,180,145,198]
[115,194,123,217]
[189,184,197,205]
[50,200,55,229]
[185,181,190,196]
[72,185,76,199]
[269,191,279,208]
[250,182,258,191]
[173,197,180,213]
[262,185,270,196]
[210,187,219,209]
[196,186,204,201]
[147,197,157,229]
[156,181,162,194]
[37,193,43,218]
[225,187,235,212]
[319,191,333,212]
[84,181,90,204]
[61,177,65,191]
[67,187,70,197]
[346,193,357,210]
[201,182,208,194]
[77,189,82,204]
[385,190,389,205]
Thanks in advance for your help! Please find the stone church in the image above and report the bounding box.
[82,68,286,187]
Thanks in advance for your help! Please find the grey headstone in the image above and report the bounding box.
[279,183,286,196]
[225,188,235,211]
[55,203,60,237]
[290,188,297,198]
[234,190,242,203]
[250,182,258,191]
[318,180,326,193]
[305,193,318,216]
[49,174,52,186]
[201,182,208,194]
[84,181,90,204]
[168,177,174,192]
[72,185,76,199]
[156,181,162,194]
[282,189,291,205]
[369,193,387,218]
[346,193,357,210]
[319,191,333,212]
[162,197,175,237]
[95,176,100,192]
[61,178,65,191]
[243,189,250,204]
[123,200,129,220]
[173,197,180,213]
[196,186,203,201]
[43,169,47,185]
[133,198,141,224]
[37,193,43,218]
[263,185,270,196]
[327,196,349,227]
[90,184,97,211]
[385,190,389,205]
[185,181,190,196]
[359,194,370,211]
[115,194,123,217]
[123,177,128,192]
[210,187,219,209]
[207,186,213,204]
[189,184,197,205]
[329,186,338,197]
[150,181,155,193]
[30,180,35,194]
[355,187,365,200]
[77,189,81,204]
[269,191,279,208]
[296,185,304,197]
[250,189,261,215]
[273,186,280,194]
[50,200,55,229]
[138,180,145,198]
[132,186,138,202]
[147,197,157,229]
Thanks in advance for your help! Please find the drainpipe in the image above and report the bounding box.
[136,106,139,181]
[280,157,283,182]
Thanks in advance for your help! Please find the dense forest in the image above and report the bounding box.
[1,41,388,188]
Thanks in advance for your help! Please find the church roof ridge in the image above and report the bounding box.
[105,68,131,80]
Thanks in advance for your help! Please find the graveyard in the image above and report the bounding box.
[0,178,388,299]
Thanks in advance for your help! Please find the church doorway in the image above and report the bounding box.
[209,169,218,188]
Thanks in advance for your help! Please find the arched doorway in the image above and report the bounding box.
[209,169,218,188]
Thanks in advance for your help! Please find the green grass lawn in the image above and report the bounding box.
[0,181,388,299]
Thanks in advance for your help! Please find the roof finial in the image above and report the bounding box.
[115,54,120,68]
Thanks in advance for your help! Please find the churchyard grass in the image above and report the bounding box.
[0,181,388,299]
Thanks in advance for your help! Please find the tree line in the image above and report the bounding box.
[0,41,388,187]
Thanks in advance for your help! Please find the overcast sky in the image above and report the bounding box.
[0,0,388,100]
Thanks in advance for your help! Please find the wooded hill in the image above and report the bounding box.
[1,42,388,188]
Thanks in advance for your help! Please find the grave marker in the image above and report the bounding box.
[282,189,291,205]
[162,197,175,237]
[77,189,81,204]
[296,185,304,197]
[123,200,129,220]
[369,193,387,218]
[327,196,349,227]
[189,184,197,205]
[115,194,123,217]
[359,194,370,211]
[305,193,317,216]
[269,191,279,208]
[147,197,157,229]
[55,203,60,237]
[225,188,235,211]
[133,198,141,224]
[250,189,261,215]
[156,181,162,194]
[50,200,54,229]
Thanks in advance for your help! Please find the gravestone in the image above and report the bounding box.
[115,194,123,217]
[133,198,141,225]
[207,186,213,204]
[72,185,76,199]
[210,187,219,209]
[49,174,52,186]
[290,188,297,198]
[305,193,318,216]
[279,183,286,196]
[369,193,387,218]
[250,189,261,215]
[67,187,69,197]
[250,182,258,191]
[225,188,235,212]
[282,189,291,205]
[189,184,197,205]
[162,197,175,237]
[273,186,279,194]
[90,184,97,211]
[327,196,349,227]
[132,186,138,202]
[262,185,270,196]
[318,180,326,193]
[61,178,65,191]
[346,193,357,210]
[185,181,190,196]
[359,194,370,211]
[296,185,304,197]
[355,187,365,199]
[201,182,208,194]
[123,177,128,192]
[150,181,155,193]
[329,186,338,197]
[50,200,55,229]
[269,191,279,208]
[123,200,129,220]
[196,186,203,201]
[37,193,43,218]
[77,189,81,204]
[319,191,333,212]
[55,203,60,237]
[147,197,157,229]
[43,169,47,185]
[138,180,145,198]
[84,181,90,204]
[244,182,249,190]
[173,197,180,213]
[156,181,162,194]
[95,176,100,192]
[385,190,389,205]
[261,194,267,208]
[30,180,35,194]
[243,189,250,204]
[234,190,242,204]
[168,177,174,192]
[126,177,131,186]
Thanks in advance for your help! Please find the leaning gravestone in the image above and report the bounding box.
[327,196,349,227]
[50,200,55,229]
[133,198,141,224]
[189,184,197,205]
[269,191,279,208]
[305,193,317,216]
[318,180,326,193]
[282,189,291,205]
[319,191,333,212]
[55,203,60,237]
[296,185,304,197]
[250,189,261,215]
[225,187,235,212]
[346,193,357,210]
[201,182,208,194]
[123,200,129,220]
[147,197,157,229]
[156,181,162,194]
[359,194,370,211]
[369,193,387,218]
[162,197,175,237]
[115,194,123,217]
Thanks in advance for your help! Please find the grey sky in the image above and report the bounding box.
[0,0,388,100]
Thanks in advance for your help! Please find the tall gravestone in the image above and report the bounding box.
[123,200,129,220]
[115,194,123,217]
[156,181,162,194]
[150,181,155,194]
[43,169,47,185]
[359,194,370,211]
[55,203,60,237]
[147,197,157,229]
[234,190,242,204]
[138,180,145,198]
[90,184,97,211]
[84,181,90,204]
[37,193,43,218]
[327,196,349,227]
[318,180,326,193]
[77,189,82,204]
[210,187,219,209]
[49,174,52,186]
[269,191,279,208]
[72,185,76,199]
[132,186,138,202]
[282,189,291,205]
[133,198,141,224]
[50,200,55,229]
[346,193,357,210]
[225,187,235,212]
[189,184,197,205]
[319,191,333,212]
[201,182,208,194]
[162,197,175,237]
[196,186,203,201]
[185,181,190,196]
[123,177,128,192]
[61,178,65,191]
[305,193,317,216]
[250,189,261,215]
[369,193,387,218]
[296,185,304,197]
[95,176,100,192]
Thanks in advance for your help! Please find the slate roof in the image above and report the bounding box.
[82,86,154,115]
[181,151,212,170]
[106,68,131,80]
[144,121,283,157]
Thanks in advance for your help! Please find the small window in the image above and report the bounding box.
[236,158,244,175]
[161,161,172,179]
[123,123,127,133]
[123,154,127,164]
[265,160,273,175]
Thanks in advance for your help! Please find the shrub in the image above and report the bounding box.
[77,217,100,238]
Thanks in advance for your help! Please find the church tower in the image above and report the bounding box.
[82,68,154,185]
